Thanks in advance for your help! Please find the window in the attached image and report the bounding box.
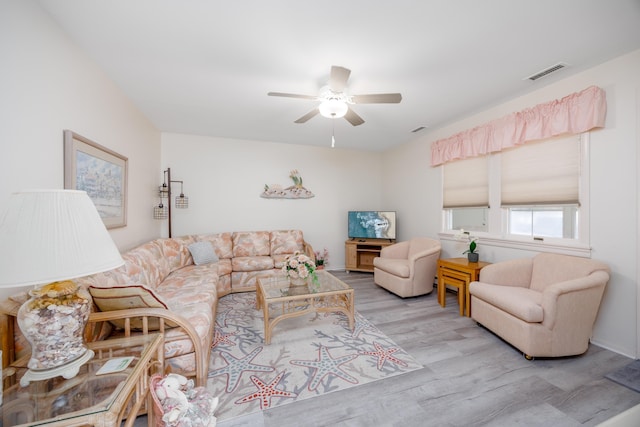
[443,133,588,249]
[450,207,488,232]
[508,206,578,239]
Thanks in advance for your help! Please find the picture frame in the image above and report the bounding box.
[64,130,128,229]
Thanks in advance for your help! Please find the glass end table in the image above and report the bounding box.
[2,333,163,427]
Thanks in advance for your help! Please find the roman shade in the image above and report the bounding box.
[501,134,580,206]
[443,155,489,208]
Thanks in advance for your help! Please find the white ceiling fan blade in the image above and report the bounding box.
[329,66,351,92]
[268,92,317,100]
[294,108,320,123]
[344,108,365,126]
[351,93,402,104]
[270,66,400,127]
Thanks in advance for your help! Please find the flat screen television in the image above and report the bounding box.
[348,211,397,240]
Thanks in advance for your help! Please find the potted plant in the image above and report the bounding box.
[456,230,479,262]
[315,248,329,270]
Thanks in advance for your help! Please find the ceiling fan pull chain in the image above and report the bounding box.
[331,121,336,148]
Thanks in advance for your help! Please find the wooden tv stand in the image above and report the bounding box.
[345,238,395,273]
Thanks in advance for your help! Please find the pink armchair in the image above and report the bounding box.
[469,253,610,359]
[373,237,441,298]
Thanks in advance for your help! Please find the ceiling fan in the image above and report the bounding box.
[268,65,402,126]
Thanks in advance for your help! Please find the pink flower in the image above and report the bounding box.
[282,251,317,281]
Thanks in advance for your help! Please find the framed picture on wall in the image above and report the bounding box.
[64,130,128,229]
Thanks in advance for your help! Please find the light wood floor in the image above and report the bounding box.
[146,271,640,426]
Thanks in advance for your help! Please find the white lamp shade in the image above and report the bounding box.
[0,190,124,287]
[318,99,348,118]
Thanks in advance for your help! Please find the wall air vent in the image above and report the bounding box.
[411,126,427,133]
[525,63,568,81]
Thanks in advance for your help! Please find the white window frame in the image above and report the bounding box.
[441,133,591,257]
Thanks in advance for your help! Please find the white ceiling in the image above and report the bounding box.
[37,0,640,151]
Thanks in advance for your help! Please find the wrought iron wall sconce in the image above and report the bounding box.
[154,167,188,237]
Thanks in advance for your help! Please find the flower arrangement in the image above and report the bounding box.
[315,248,329,268]
[282,251,317,283]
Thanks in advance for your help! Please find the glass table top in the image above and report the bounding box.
[2,333,161,426]
[258,271,352,300]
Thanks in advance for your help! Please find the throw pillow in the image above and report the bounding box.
[188,241,219,265]
[89,285,177,330]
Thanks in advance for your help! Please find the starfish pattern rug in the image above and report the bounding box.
[207,291,423,422]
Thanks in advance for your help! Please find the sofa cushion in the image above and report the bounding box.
[194,233,233,259]
[270,230,304,255]
[155,264,219,306]
[373,258,410,278]
[232,231,270,257]
[216,258,232,276]
[171,234,196,247]
[217,274,232,294]
[470,283,543,322]
[232,256,274,272]
[530,253,610,293]
[119,241,171,289]
[231,269,278,288]
[272,254,291,269]
[158,237,194,271]
[89,284,177,330]
[106,255,147,286]
[188,241,219,265]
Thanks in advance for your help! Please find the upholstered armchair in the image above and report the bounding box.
[373,237,441,298]
[469,253,610,359]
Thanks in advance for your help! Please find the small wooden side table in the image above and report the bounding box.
[437,257,491,317]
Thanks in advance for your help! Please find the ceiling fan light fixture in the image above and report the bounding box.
[318,99,348,119]
[269,66,401,126]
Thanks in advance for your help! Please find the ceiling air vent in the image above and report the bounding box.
[411,126,427,133]
[525,62,568,81]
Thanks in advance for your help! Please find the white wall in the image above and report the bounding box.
[382,50,640,358]
[161,133,383,270]
[0,1,162,299]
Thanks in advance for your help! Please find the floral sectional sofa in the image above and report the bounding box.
[184,229,315,294]
[1,230,313,387]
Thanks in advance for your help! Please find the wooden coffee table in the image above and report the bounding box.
[256,271,355,344]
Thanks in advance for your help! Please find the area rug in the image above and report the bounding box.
[606,360,640,393]
[207,292,423,421]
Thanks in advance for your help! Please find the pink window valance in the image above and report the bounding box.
[430,85,607,166]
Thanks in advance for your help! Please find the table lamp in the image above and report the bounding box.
[0,190,124,386]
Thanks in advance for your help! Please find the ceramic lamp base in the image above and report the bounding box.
[19,349,94,387]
